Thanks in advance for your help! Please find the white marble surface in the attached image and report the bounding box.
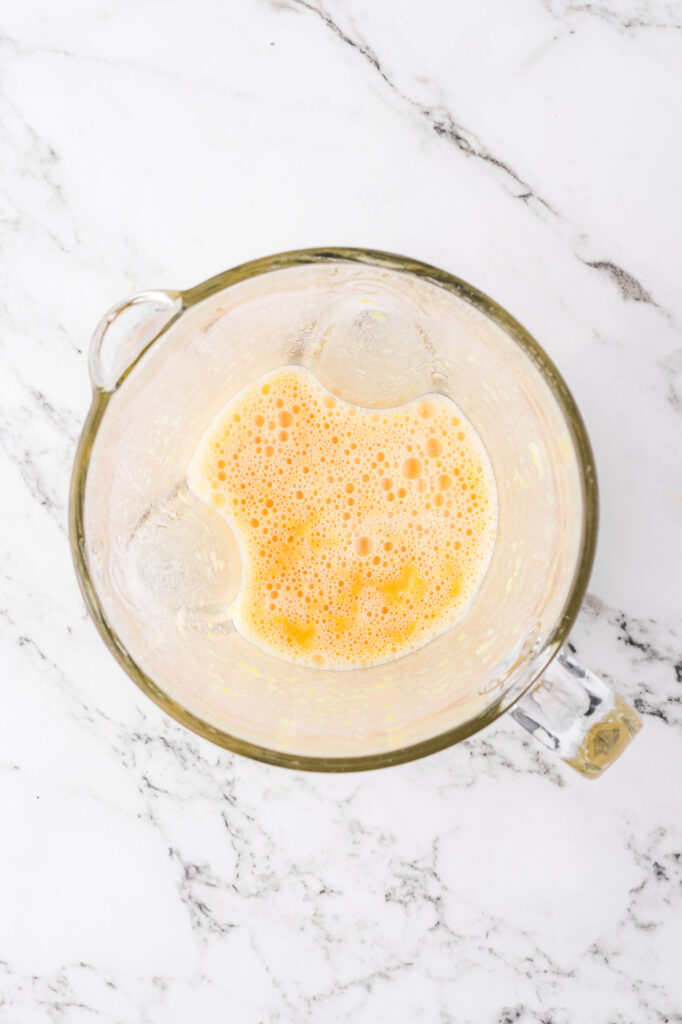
[1,0,681,1020]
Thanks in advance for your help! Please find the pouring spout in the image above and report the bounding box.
[89,289,183,392]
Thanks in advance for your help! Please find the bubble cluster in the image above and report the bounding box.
[187,366,498,668]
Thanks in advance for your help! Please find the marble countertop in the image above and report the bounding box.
[2,1,681,1020]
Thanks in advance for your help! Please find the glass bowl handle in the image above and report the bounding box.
[89,289,182,392]
[510,649,642,778]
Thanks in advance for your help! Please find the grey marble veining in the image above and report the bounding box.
[1,0,681,1021]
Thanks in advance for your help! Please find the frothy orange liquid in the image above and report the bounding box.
[187,367,497,668]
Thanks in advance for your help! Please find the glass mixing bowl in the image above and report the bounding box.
[70,248,641,776]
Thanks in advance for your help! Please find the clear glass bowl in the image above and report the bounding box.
[70,248,640,775]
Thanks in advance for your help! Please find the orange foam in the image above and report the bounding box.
[187,367,497,668]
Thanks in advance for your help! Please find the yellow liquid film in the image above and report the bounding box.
[187,367,497,668]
